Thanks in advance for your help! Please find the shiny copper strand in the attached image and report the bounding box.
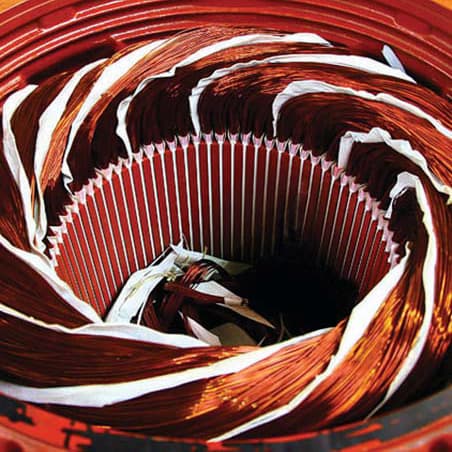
[0,146,29,250]
[0,27,450,439]
[49,326,344,436]
[0,312,248,387]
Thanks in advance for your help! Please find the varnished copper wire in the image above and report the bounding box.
[159,260,229,331]
[0,27,450,440]
[0,311,248,388]
[0,147,29,249]
[48,325,344,437]
[196,64,451,183]
[126,43,349,145]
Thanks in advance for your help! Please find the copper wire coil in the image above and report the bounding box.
[0,5,450,447]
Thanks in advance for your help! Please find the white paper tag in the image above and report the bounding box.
[211,323,257,346]
[193,281,275,329]
[184,315,221,346]
[105,251,178,323]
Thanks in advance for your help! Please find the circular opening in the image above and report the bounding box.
[48,134,397,332]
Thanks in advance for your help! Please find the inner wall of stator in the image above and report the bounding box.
[49,134,396,329]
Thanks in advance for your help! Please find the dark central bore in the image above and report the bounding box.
[238,242,359,337]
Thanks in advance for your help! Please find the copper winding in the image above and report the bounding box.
[0,27,450,440]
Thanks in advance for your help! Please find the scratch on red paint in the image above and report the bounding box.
[340,439,383,451]
[346,423,383,438]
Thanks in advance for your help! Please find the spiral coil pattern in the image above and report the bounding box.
[0,10,450,443]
